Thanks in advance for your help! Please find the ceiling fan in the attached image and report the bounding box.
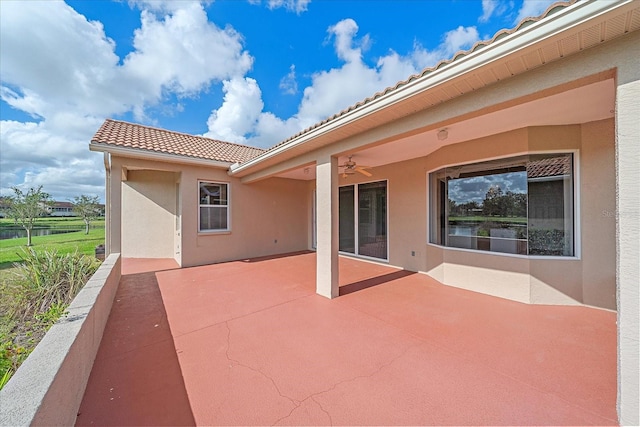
[339,155,372,178]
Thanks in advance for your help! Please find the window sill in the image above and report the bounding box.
[426,243,580,261]
[198,230,231,236]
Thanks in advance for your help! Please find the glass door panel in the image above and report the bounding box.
[358,181,387,259]
[339,186,355,253]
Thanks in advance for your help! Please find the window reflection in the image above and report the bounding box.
[430,153,574,256]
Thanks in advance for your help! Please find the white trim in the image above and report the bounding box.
[426,149,580,259]
[572,149,581,259]
[90,143,233,169]
[311,189,317,250]
[426,242,580,261]
[229,0,630,177]
[197,180,231,233]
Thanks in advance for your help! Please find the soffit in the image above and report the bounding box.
[277,77,615,180]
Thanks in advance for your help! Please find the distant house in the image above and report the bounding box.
[50,201,75,217]
[90,1,639,423]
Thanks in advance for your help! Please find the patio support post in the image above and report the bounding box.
[315,155,339,298]
[103,153,112,255]
[615,62,640,426]
[109,162,123,255]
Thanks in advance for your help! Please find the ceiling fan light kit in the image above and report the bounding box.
[339,155,373,178]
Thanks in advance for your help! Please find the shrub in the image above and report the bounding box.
[10,248,100,321]
[528,229,566,255]
[0,249,100,389]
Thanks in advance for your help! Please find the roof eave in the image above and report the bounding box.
[229,0,632,177]
[90,142,233,169]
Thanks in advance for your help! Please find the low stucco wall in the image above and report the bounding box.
[0,253,121,426]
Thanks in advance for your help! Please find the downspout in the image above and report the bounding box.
[103,152,111,255]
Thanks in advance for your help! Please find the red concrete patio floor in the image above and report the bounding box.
[76,252,618,426]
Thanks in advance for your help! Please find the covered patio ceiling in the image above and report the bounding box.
[276,78,615,181]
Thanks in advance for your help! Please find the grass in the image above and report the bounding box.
[0,218,104,269]
[0,217,105,388]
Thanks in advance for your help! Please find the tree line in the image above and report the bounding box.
[449,186,527,218]
[3,186,101,246]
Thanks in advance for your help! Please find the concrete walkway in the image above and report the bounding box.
[76,252,617,426]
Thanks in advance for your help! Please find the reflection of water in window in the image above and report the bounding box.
[447,170,528,255]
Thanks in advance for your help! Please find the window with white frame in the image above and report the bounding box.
[429,153,574,256]
[199,181,229,232]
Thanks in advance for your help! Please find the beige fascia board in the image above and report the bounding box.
[89,143,233,169]
[229,0,633,178]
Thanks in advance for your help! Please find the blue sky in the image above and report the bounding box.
[0,0,557,202]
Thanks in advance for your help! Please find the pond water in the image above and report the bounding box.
[0,228,81,240]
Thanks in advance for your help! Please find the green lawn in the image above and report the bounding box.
[0,218,105,269]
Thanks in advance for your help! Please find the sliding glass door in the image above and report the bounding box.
[339,186,355,253]
[339,181,387,260]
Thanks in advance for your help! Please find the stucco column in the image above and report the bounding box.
[103,153,112,255]
[315,155,339,298]
[616,67,639,426]
[108,160,123,255]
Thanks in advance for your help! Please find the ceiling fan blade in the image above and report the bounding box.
[356,167,372,177]
[342,172,348,178]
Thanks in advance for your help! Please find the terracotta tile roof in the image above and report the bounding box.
[527,155,572,178]
[92,119,265,163]
[260,0,576,156]
[53,201,74,208]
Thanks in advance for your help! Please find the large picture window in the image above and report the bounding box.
[199,181,229,232]
[429,153,574,256]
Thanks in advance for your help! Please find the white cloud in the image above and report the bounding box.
[279,65,298,95]
[204,18,385,147]
[122,2,253,104]
[0,1,122,118]
[327,19,365,63]
[266,0,311,14]
[0,1,252,201]
[0,119,105,201]
[2,0,484,201]
[412,25,480,68]
[515,0,557,23]
[204,78,263,143]
[479,0,498,22]
[205,18,480,148]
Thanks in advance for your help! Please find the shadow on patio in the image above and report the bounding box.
[76,266,194,426]
[76,252,617,426]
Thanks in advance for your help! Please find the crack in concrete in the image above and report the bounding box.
[223,322,301,425]
[310,396,333,426]
[271,396,333,426]
[297,342,419,424]
[270,401,301,426]
[173,293,314,340]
